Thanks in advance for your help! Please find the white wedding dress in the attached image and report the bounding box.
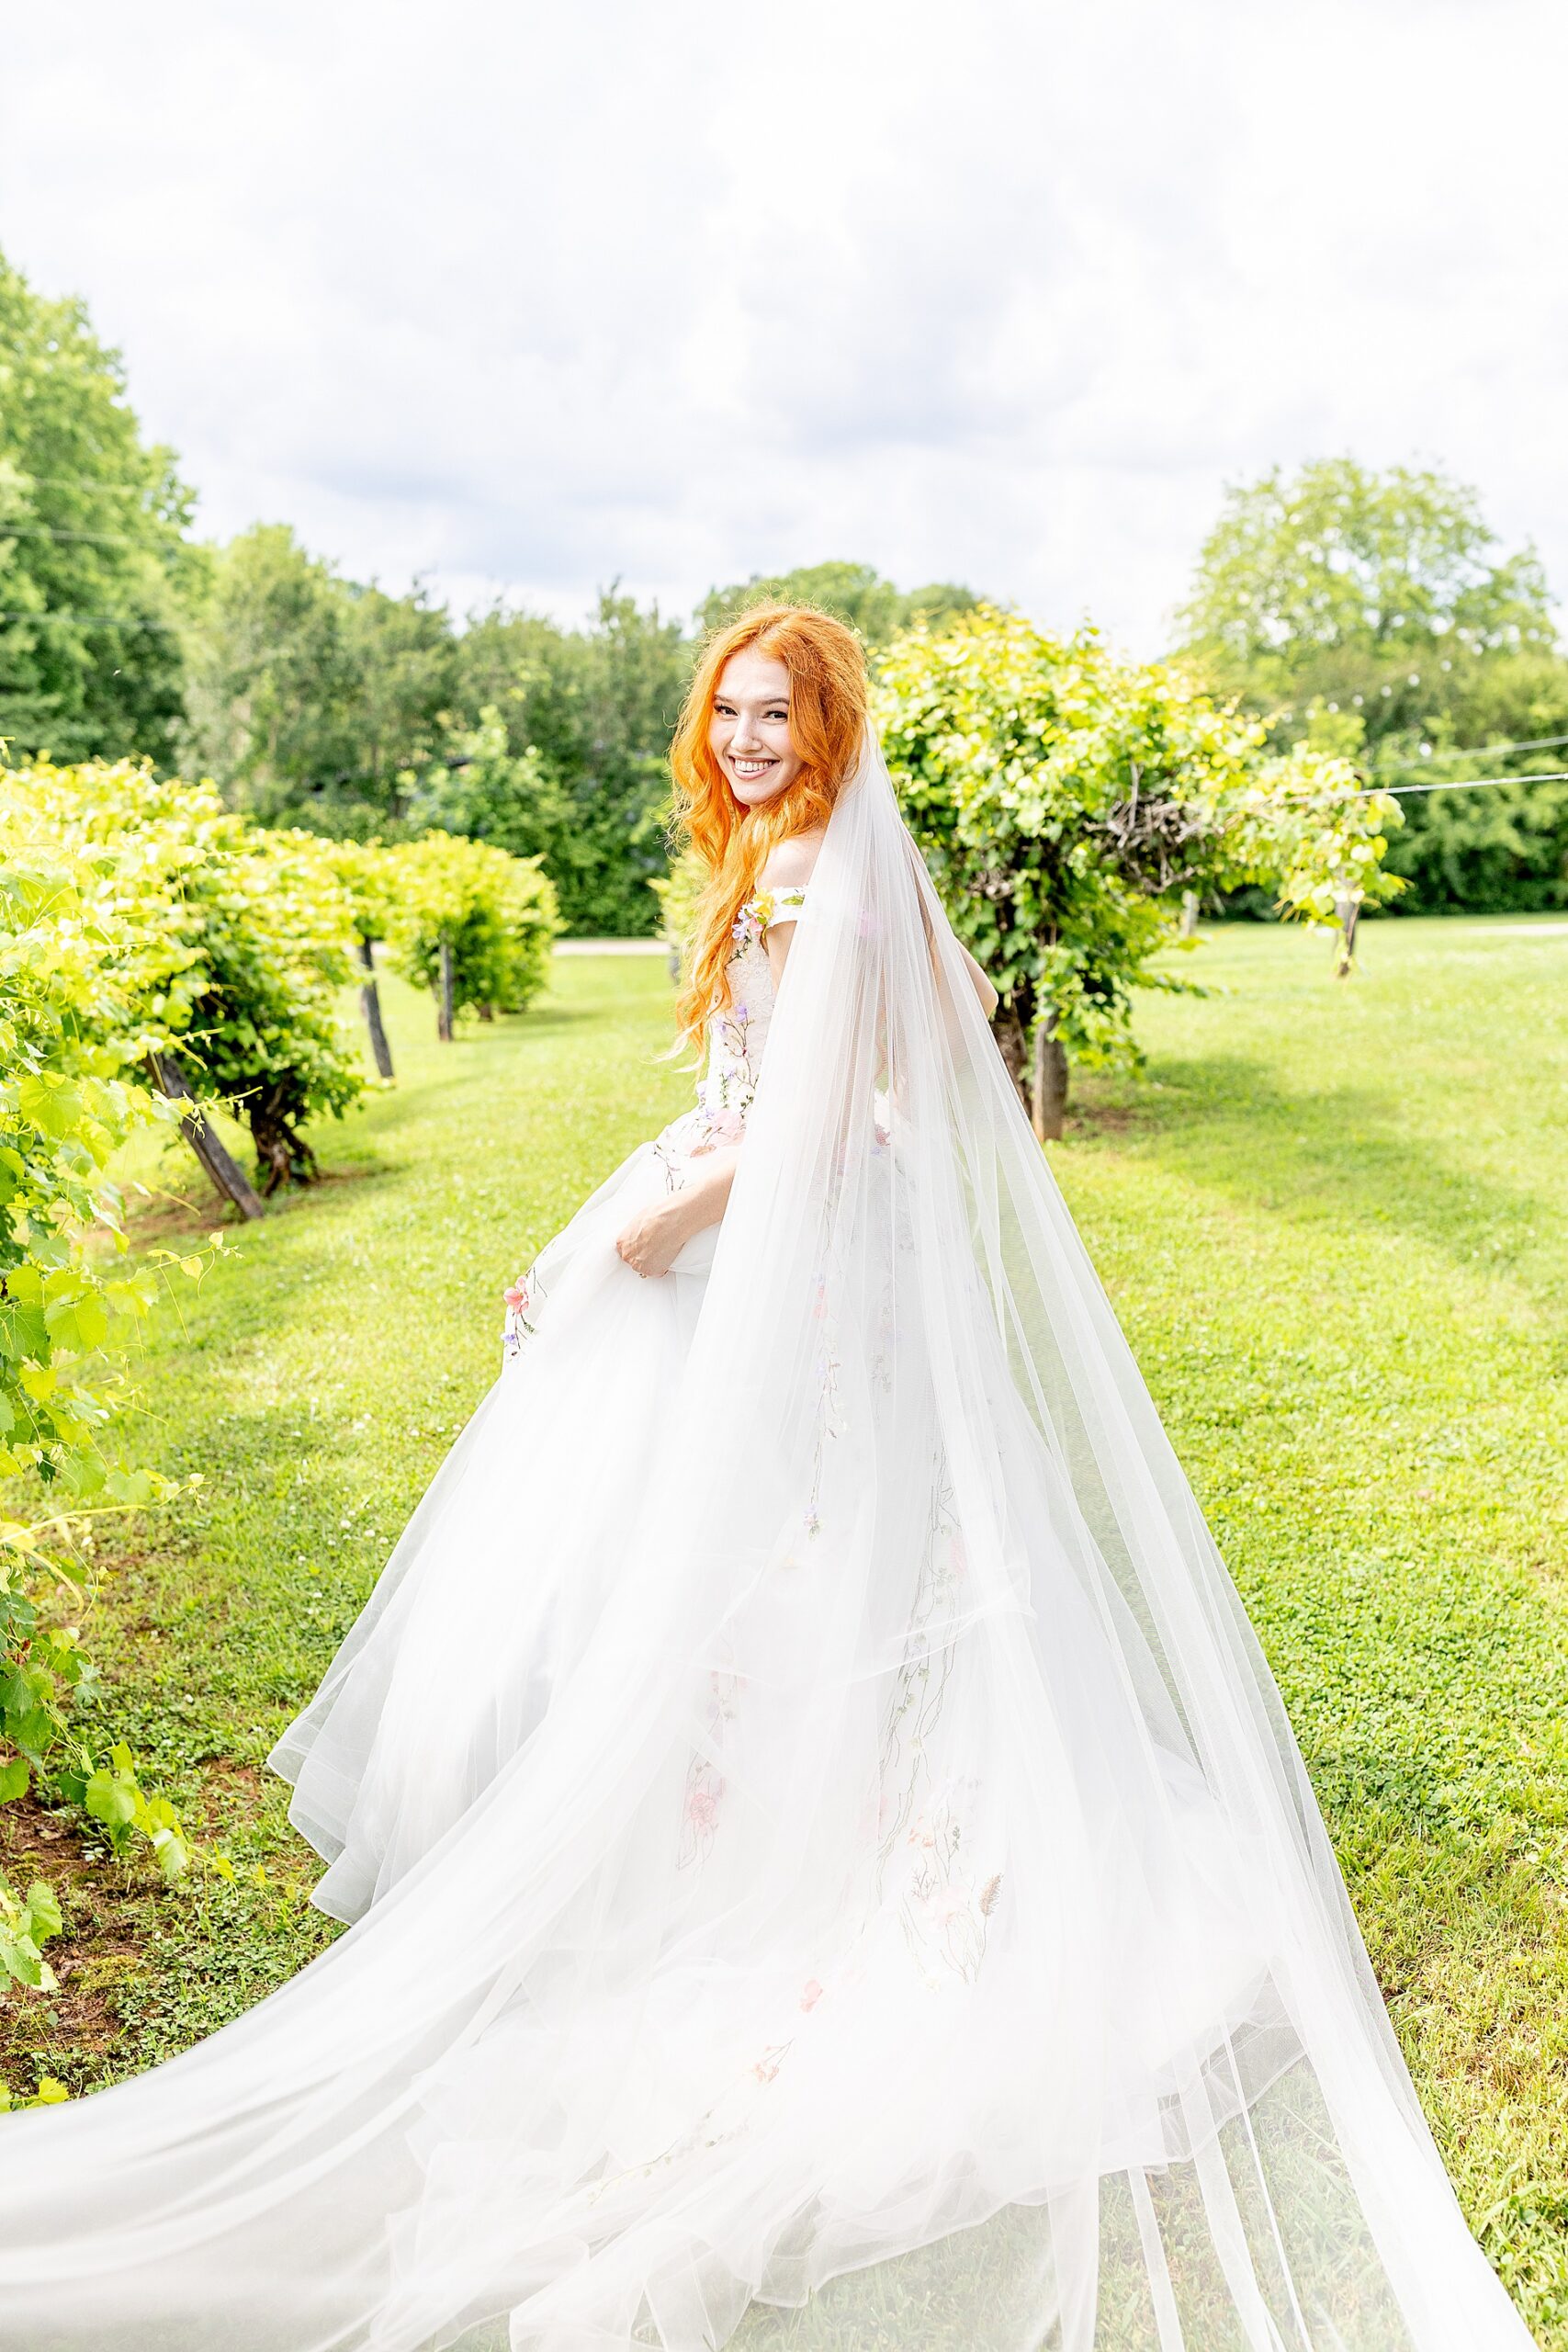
[0,741,1537,2351]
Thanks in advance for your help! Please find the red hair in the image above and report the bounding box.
[670,604,868,1049]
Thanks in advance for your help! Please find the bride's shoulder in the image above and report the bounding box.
[758,827,827,894]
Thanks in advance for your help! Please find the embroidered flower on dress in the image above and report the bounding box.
[502,1267,543,1360]
[685,1785,721,1835]
[731,895,773,953]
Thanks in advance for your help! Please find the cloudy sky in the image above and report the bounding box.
[6,0,1565,650]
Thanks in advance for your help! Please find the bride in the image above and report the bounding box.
[0,606,1536,2349]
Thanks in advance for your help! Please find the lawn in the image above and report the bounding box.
[3,917,1565,2341]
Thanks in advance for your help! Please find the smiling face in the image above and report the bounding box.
[708,647,803,808]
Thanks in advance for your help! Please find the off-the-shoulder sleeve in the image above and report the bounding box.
[761,884,808,931]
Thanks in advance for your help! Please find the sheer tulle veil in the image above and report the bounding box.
[0,732,1532,2349]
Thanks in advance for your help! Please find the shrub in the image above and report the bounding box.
[0,775,211,1926]
[389,831,558,1036]
[8,760,365,1196]
[875,609,1400,1133]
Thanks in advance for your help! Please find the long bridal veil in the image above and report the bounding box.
[0,737,1532,2350]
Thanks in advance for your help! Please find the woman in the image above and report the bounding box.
[0,607,1536,2350]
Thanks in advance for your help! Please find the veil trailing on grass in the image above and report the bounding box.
[0,737,1531,2350]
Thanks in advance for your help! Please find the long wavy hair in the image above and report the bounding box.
[670,603,868,1050]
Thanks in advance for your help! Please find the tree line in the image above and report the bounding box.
[5,244,1564,930]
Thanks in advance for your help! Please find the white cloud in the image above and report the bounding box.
[5,0,1565,650]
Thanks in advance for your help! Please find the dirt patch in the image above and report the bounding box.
[0,1797,161,2087]
[1065,1096,1153,1138]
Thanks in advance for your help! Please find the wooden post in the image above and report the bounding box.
[1180,889,1200,939]
[145,1052,264,1221]
[1031,1016,1068,1143]
[1333,890,1360,978]
[356,936,395,1080]
[437,939,456,1042]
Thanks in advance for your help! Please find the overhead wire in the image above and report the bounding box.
[1360,771,1568,798]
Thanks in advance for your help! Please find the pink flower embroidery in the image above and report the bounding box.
[503,1279,530,1313]
[799,1978,824,2013]
[685,1785,721,1834]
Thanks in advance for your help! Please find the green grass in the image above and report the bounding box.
[3,919,1565,2340]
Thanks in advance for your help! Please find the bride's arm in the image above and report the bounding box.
[616,837,825,1276]
[615,1145,740,1277]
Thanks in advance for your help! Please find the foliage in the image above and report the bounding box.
[1364,652,1568,914]
[1381,777,1568,915]
[648,846,702,984]
[316,837,404,948]
[0,773,216,1909]
[0,749,357,1246]
[453,592,690,937]
[180,525,457,832]
[182,821,365,1189]
[1177,458,1568,914]
[1175,457,1556,747]
[1220,755,1405,976]
[389,831,558,1022]
[79,1741,189,1878]
[0,2070,68,2110]
[11,760,365,1193]
[697,560,981,647]
[874,609,1398,1108]
[0,245,197,766]
[0,1873,62,1992]
[0,793,181,1505]
[401,706,571,874]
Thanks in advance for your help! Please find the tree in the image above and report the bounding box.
[0,247,197,766]
[875,609,1401,1136]
[337,578,459,823]
[1177,458,1568,914]
[697,561,980,647]
[451,592,689,936]
[181,526,456,831]
[179,524,355,814]
[404,706,571,876]
[1176,458,1555,743]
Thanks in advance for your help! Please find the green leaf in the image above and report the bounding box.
[85,1767,138,1832]
[22,1879,62,1943]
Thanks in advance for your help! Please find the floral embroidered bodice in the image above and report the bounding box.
[692,885,808,1148]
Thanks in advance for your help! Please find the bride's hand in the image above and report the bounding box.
[615,1195,693,1280]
